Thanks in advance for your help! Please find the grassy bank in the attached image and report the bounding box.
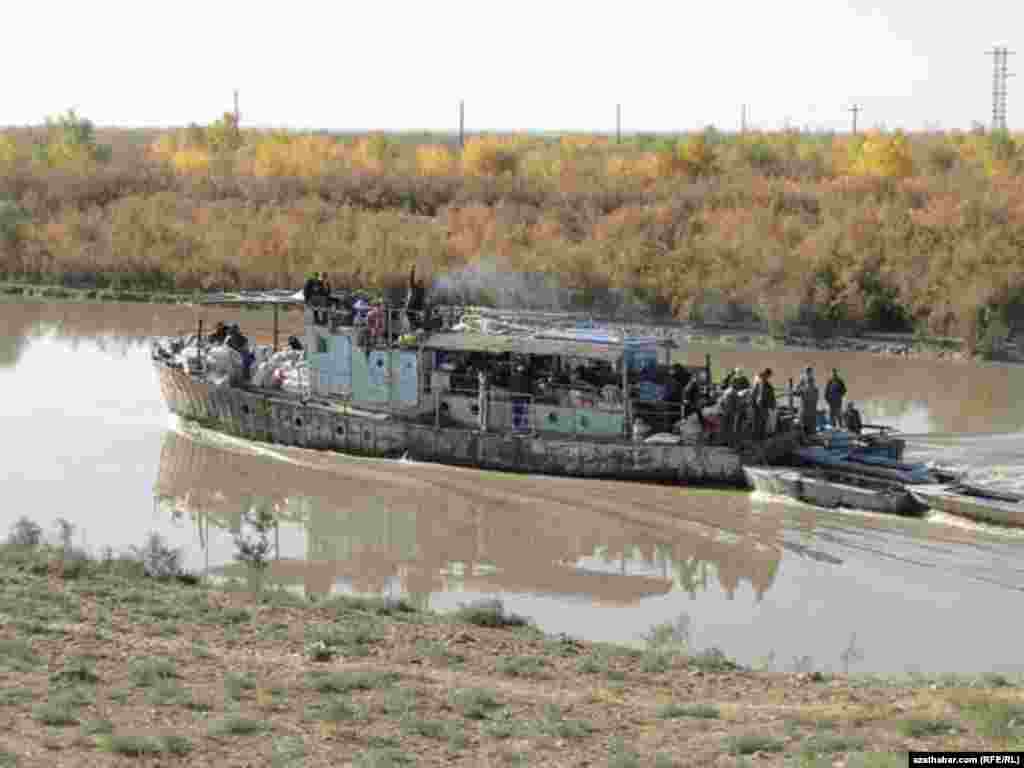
[3,519,1023,766]
[3,118,1024,355]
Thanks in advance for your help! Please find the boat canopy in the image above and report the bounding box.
[198,290,306,306]
[422,330,659,363]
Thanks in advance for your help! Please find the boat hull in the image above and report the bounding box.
[156,362,799,487]
[910,485,1024,527]
[745,466,923,516]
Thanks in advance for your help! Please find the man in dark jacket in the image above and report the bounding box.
[303,272,320,304]
[795,367,819,435]
[682,372,706,430]
[825,368,847,428]
[843,401,863,434]
[758,368,777,438]
[409,266,428,330]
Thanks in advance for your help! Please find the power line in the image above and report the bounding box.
[987,46,1015,131]
[848,104,861,134]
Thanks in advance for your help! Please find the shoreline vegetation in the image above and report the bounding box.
[2,114,1024,360]
[3,518,1024,767]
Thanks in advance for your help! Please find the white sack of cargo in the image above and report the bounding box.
[205,346,244,389]
[269,350,302,366]
[250,361,274,388]
[252,345,273,367]
[280,366,309,395]
[678,419,703,439]
[644,433,681,445]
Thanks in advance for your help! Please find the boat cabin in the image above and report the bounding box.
[302,305,707,439]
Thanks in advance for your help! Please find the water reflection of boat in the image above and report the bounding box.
[153,428,785,605]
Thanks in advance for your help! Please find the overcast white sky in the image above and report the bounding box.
[3,1,1019,133]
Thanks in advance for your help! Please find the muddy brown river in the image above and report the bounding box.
[3,300,1024,676]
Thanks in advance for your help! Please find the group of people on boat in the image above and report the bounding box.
[792,367,862,435]
[706,365,863,446]
[303,267,433,340]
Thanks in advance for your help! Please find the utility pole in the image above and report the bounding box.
[741,104,747,133]
[458,100,465,148]
[848,104,861,134]
[987,46,1015,132]
[233,89,240,125]
[616,103,621,144]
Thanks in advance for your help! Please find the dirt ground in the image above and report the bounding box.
[1,544,1023,768]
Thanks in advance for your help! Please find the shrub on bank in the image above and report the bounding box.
[5,118,1024,350]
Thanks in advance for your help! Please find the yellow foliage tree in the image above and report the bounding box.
[243,134,343,177]
[0,135,19,170]
[851,131,913,178]
[415,144,457,176]
[171,148,212,174]
[461,136,519,176]
[350,135,394,173]
[677,134,717,177]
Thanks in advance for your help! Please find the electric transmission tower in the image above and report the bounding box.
[987,46,1015,132]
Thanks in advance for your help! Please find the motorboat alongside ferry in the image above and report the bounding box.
[744,466,924,516]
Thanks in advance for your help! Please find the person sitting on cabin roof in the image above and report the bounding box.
[209,321,229,345]
[366,301,385,345]
[353,296,370,324]
[405,265,427,331]
[731,368,750,391]
[303,272,319,304]
[843,401,863,434]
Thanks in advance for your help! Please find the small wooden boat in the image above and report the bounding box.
[745,466,924,516]
[909,483,1024,527]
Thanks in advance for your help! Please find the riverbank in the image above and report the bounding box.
[2,532,1022,767]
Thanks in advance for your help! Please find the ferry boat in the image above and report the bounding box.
[152,296,802,487]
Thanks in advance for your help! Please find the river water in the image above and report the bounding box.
[3,300,1024,676]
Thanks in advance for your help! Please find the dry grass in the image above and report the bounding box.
[2,533,1024,765]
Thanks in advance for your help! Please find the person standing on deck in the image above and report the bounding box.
[825,368,847,428]
[749,370,763,440]
[758,368,777,438]
[719,385,739,445]
[795,367,819,435]
[477,368,490,433]
[682,371,707,431]
[843,401,863,434]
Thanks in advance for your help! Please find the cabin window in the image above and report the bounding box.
[470,404,480,416]
[579,415,589,428]
[336,425,345,436]
[295,418,303,427]
[241,404,250,415]
[317,336,328,354]
[548,412,558,424]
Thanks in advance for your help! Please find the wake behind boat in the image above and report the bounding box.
[910,483,1024,527]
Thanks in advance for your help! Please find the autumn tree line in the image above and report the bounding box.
[2,110,1024,353]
